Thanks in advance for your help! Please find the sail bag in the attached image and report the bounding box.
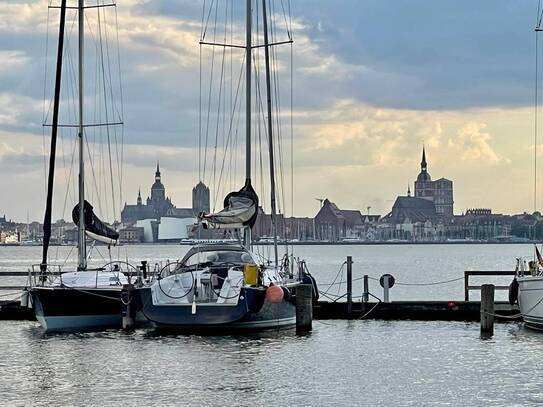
[200,181,259,229]
[72,200,119,245]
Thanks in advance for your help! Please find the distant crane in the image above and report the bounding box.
[315,198,324,208]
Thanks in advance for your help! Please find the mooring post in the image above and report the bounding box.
[296,284,313,332]
[480,284,495,336]
[122,284,135,331]
[383,275,390,303]
[346,256,353,314]
[363,275,369,303]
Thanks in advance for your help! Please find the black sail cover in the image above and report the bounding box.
[200,181,259,229]
[72,201,119,244]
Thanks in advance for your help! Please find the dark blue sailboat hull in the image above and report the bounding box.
[136,286,296,332]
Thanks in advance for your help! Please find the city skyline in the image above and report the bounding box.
[0,1,541,222]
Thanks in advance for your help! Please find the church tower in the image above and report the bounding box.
[151,162,166,204]
[192,181,210,214]
[137,188,142,206]
[414,146,434,201]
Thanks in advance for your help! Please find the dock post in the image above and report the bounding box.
[383,275,390,303]
[480,284,495,336]
[346,256,353,315]
[122,284,135,331]
[296,284,313,333]
[363,275,369,302]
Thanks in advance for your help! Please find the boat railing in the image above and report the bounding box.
[29,264,63,287]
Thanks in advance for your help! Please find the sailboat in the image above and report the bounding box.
[134,0,306,331]
[512,5,543,331]
[29,0,128,332]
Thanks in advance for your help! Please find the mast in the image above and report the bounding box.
[41,0,68,272]
[77,0,87,270]
[244,0,252,247]
[262,0,279,268]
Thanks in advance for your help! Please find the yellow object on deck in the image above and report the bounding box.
[244,263,259,286]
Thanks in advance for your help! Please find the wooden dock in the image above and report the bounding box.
[0,298,520,322]
[0,266,522,324]
[314,300,520,321]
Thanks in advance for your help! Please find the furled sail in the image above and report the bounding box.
[200,181,259,229]
[72,201,119,245]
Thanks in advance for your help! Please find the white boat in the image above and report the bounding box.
[514,6,543,331]
[513,257,543,330]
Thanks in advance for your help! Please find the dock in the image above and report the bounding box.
[313,301,520,321]
[0,263,522,324]
[0,298,520,322]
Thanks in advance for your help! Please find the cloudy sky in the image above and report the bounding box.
[0,0,541,222]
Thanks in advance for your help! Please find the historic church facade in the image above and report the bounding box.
[413,147,454,216]
[121,163,210,224]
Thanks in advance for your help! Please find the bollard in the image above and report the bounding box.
[122,284,135,331]
[363,275,369,303]
[480,284,495,336]
[383,275,390,303]
[346,256,353,315]
[296,284,313,333]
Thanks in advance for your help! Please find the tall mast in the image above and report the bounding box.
[77,0,87,270]
[244,0,252,247]
[41,0,67,272]
[262,0,279,268]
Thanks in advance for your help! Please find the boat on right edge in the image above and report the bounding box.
[512,251,543,330]
[511,3,543,331]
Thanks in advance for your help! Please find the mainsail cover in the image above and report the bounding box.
[72,201,119,245]
[200,181,259,229]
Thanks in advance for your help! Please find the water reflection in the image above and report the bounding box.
[4,320,543,406]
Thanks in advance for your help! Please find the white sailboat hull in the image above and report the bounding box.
[517,276,543,330]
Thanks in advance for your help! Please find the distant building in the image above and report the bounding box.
[414,147,454,216]
[192,182,210,214]
[119,226,144,243]
[383,196,437,224]
[314,199,370,241]
[121,163,210,225]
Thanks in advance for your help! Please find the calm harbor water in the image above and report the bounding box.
[1,244,542,406]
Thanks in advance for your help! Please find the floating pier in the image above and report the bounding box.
[0,263,522,326]
[313,300,519,321]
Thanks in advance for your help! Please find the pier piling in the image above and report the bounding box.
[346,256,353,315]
[480,284,495,336]
[296,284,313,333]
[122,284,135,331]
[363,275,369,302]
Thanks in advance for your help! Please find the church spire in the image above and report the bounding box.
[155,161,161,181]
[137,188,142,205]
[407,183,411,197]
[421,146,427,171]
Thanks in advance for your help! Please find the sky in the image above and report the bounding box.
[0,0,542,222]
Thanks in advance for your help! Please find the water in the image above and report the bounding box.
[0,243,534,300]
[1,244,542,406]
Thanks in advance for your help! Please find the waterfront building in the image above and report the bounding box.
[313,199,376,241]
[121,163,210,225]
[192,182,210,215]
[414,147,454,216]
